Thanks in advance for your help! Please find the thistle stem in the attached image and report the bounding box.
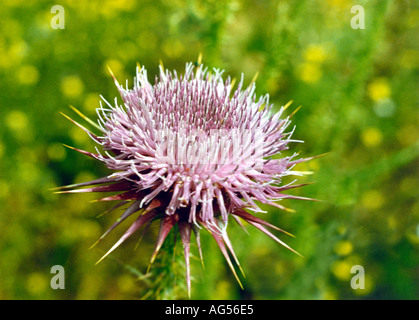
[145,226,188,300]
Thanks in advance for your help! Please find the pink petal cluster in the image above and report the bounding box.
[57,62,314,295]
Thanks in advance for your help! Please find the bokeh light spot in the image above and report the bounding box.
[297,62,322,84]
[17,65,40,85]
[61,75,85,98]
[334,241,353,256]
[331,260,352,281]
[26,272,48,295]
[304,44,327,63]
[5,110,28,131]
[47,143,67,161]
[367,78,391,102]
[83,93,101,114]
[361,190,384,210]
[361,127,382,147]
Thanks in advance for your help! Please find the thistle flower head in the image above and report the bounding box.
[57,62,316,296]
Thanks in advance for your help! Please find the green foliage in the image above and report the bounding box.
[0,0,418,299]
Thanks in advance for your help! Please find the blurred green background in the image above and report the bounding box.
[0,0,418,300]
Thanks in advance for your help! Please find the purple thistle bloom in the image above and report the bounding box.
[57,62,316,296]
